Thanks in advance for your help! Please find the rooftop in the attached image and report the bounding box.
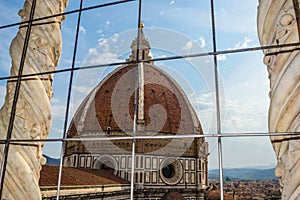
[39,165,129,187]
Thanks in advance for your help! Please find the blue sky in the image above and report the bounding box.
[0,0,277,169]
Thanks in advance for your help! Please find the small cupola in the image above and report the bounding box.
[127,23,152,63]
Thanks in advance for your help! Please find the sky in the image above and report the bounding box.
[0,0,277,169]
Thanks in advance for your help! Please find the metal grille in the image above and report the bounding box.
[0,0,299,199]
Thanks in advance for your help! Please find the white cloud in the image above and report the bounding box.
[51,105,66,119]
[189,92,218,134]
[220,8,228,17]
[111,34,119,43]
[84,36,123,65]
[189,88,271,168]
[160,11,165,16]
[222,98,267,133]
[189,89,268,134]
[63,59,82,65]
[70,98,85,112]
[97,38,110,51]
[73,85,93,95]
[192,92,215,110]
[217,54,226,61]
[170,0,175,5]
[234,36,252,49]
[149,52,154,58]
[105,20,110,26]
[198,36,206,48]
[182,40,193,51]
[79,26,86,34]
[84,51,121,65]
[150,51,167,59]
[50,98,60,103]
[97,29,103,34]
[238,81,257,88]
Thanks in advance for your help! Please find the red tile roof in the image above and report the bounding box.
[39,165,129,187]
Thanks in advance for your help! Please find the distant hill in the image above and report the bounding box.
[43,155,60,166]
[209,168,277,180]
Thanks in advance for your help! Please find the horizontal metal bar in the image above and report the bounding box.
[0,131,298,143]
[0,42,300,81]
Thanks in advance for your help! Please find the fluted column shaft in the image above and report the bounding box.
[0,1,68,199]
[258,1,300,199]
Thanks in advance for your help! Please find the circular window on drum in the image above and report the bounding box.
[160,158,183,185]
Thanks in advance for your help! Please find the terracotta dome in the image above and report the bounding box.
[65,30,204,157]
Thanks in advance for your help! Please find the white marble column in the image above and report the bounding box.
[258,1,300,199]
[0,0,68,199]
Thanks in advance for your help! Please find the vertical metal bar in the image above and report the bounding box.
[130,130,136,200]
[0,0,37,197]
[56,0,83,199]
[210,0,224,199]
[130,0,143,199]
[292,0,300,40]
